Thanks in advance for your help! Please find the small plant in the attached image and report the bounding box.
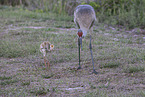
[139,91,145,97]
[90,84,96,89]
[84,89,107,97]
[89,82,96,89]
[100,61,121,68]
[123,65,145,73]
[30,87,48,96]
[0,79,19,86]
[0,76,18,86]
[21,81,30,86]
[46,28,57,31]
[0,76,12,80]
[41,74,53,79]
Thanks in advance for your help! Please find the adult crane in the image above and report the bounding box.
[74,5,98,74]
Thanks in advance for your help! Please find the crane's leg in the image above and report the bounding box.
[80,38,83,51]
[77,37,81,70]
[89,35,98,74]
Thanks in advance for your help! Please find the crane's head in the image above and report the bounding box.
[50,44,54,51]
[77,29,83,38]
[77,29,83,50]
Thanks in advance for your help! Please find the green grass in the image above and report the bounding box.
[0,40,39,58]
[0,7,145,96]
[21,81,30,86]
[2,0,145,29]
[41,74,53,79]
[0,78,19,86]
[0,76,12,80]
[0,75,19,86]
[22,28,58,32]
[84,90,107,97]
[123,65,145,73]
[84,89,145,97]
[29,87,49,96]
[100,61,121,68]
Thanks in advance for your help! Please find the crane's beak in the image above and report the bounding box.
[79,37,83,50]
[77,29,83,50]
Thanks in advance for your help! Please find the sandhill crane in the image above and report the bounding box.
[40,41,54,69]
[74,5,98,74]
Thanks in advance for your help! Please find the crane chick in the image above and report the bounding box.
[40,41,54,69]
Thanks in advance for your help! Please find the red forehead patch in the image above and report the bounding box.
[77,31,83,37]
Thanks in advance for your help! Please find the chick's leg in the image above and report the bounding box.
[47,60,50,69]
[43,50,49,70]
[44,56,47,69]
[45,52,50,69]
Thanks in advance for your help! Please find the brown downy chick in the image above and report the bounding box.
[40,41,54,69]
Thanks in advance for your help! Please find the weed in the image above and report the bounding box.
[29,87,48,96]
[140,91,145,97]
[21,81,30,86]
[22,28,58,32]
[0,40,38,58]
[0,76,12,80]
[90,85,96,89]
[100,61,121,68]
[98,85,108,88]
[123,65,145,73]
[52,87,58,92]
[41,74,53,79]
[84,89,107,97]
[0,79,19,86]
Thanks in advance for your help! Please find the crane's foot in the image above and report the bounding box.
[92,69,98,74]
[77,66,81,70]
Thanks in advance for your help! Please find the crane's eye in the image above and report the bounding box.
[50,44,54,48]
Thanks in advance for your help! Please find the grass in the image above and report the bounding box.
[29,87,48,96]
[0,7,145,96]
[41,74,54,79]
[100,61,121,68]
[2,0,145,29]
[21,81,30,86]
[0,40,39,58]
[123,65,145,73]
[84,89,145,97]
[84,89,108,97]
[0,76,12,80]
[0,78,19,86]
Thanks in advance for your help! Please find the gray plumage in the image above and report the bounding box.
[74,5,96,37]
[74,5,98,74]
